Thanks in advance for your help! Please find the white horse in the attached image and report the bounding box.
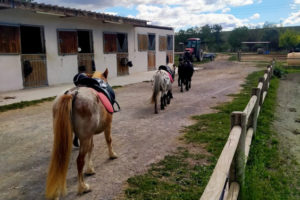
[151,66,175,114]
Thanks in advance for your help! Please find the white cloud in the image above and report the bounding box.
[294,0,300,4]
[135,5,246,31]
[222,7,231,13]
[250,13,260,19]
[35,0,260,30]
[283,10,300,25]
[103,12,118,16]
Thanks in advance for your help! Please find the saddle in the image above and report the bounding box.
[73,73,120,113]
[158,65,175,82]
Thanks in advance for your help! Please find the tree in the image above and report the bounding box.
[279,29,300,51]
[228,26,249,51]
[262,28,279,50]
[200,24,214,50]
[212,24,223,51]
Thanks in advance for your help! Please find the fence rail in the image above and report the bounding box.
[200,61,274,200]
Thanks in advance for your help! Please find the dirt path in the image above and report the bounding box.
[0,59,258,200]
[273,73,300,163]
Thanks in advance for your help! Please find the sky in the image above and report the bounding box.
[35,0,300,31]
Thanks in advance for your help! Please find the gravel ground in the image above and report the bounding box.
[0,57,258,200]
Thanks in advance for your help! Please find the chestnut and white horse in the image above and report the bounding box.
[45,69,117,200]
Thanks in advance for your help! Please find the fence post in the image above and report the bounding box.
[258,77,265,106]
[237,50,241,61]
[251,87,261,136]
[230,111,247,191]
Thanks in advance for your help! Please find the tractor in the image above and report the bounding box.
[185,38,204,61]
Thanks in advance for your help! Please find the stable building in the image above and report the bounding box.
[0,0,174,92]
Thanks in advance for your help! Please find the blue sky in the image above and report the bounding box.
[36,0,300,31]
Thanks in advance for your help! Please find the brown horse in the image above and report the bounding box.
[45,69,117,200]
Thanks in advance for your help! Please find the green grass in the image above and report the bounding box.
[228,54,238,61]
[243,64,300,200]
[0,96,56,113]
[125,68,268,199]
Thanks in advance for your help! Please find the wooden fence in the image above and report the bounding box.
[200,61,274,200]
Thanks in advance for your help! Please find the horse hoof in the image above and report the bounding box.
[78,183,91,195]
[109,152,118,159]
[85,169,96,176]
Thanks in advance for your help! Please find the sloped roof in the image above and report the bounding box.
[0,0,147,26]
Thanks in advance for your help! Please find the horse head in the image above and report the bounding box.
[92,68,109,82]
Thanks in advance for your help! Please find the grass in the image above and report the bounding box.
[0,96,56,113]
[125,68,269,199]
[125,62,300,199]
[228,54,238,61]
[243,63,300,200]
[0,85,123,113]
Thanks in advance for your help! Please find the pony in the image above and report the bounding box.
[178,52,194,92]
[45,69,117,200]
[151,65,175,114]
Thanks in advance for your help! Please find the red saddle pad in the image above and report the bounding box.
[167,72,174,83]
[97,92,114,113]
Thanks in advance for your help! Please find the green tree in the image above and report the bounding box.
[262,28,279,51]
[212,24,223,51]
[228,26,249,51]
[279,29,300,51]
[200,24,214,50]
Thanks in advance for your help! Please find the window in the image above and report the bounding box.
[0,25,21,54]
[103,33,117,53]
[138,34,148,51]
[167,35,173,50]
[104,32,128,53]
[117,33,128,52]
[148,34,155,51]
[78,30,93,53]
[58,30,78,54]
[20,26,45,54]
[58,30,93,55]
[159,36,167,51]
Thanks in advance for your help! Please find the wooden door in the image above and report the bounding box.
[78,53,94,74]
[167,51,173,64]
[148,51,156,71]
[21,54,48,88]
[117,53,129,76]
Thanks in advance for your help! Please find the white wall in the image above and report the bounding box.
[0,55,22,91]
[134,27,174,71]
[0,9,173,92]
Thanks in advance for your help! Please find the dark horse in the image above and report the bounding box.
[178,51,194,92]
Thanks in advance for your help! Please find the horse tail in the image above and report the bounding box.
[46,94,73,199]
[151,72,161,104]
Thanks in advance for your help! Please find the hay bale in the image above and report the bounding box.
[287,52,300,66]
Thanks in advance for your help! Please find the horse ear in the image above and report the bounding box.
[103,68,108,79]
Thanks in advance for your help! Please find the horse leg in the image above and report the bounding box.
[73,135,79,147]
[180,80,183,92]
[85,137,95,175]
[160,95,164,110]
[186,79,189,91]
[166,92,170,104]
[154,97,158,114]
[104,125,117,159]
[77,139,92,195]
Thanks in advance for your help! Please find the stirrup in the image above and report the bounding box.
[113,101,121,113]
